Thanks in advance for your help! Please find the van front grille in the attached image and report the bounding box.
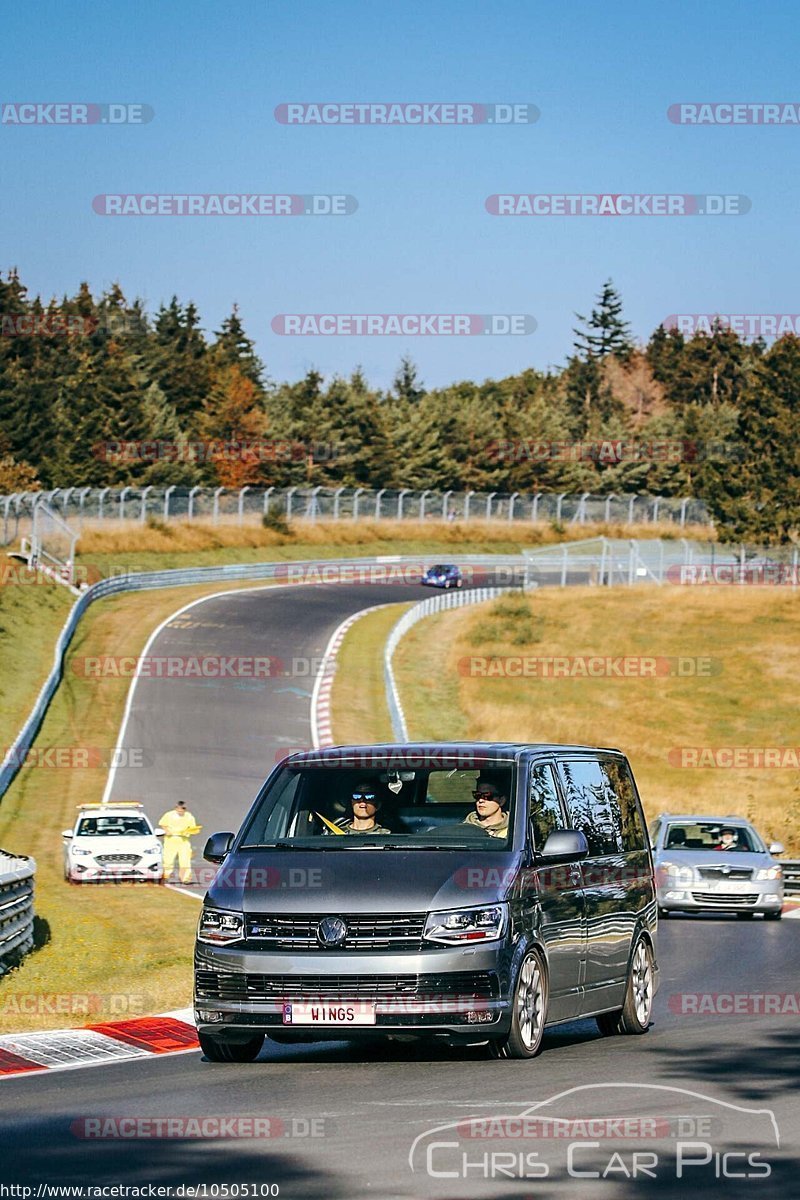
[244,913,426,951]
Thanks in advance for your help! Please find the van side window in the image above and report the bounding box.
[602,758,647,851]
[556,759,622,855]
[529,763,564,851]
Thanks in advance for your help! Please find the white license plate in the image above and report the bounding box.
[283,1001,376,1026]
[714,881,748,893]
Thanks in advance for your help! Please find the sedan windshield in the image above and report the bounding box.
[663,822,763,853]
[76,816,152,837]
[240,760,515,848]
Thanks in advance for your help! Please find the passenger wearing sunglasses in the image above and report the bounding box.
[334,781,392,834]
[463,778,510,838]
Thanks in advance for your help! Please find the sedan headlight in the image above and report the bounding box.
[424,904,507,945]
[198,907,244,944]
[71,848,93,858]
[756,866,782,881]
[659,863,694,885]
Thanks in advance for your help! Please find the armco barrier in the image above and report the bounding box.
[384,585,523,740]
[782,860,800,897]
[0,851,36,974]
[0,555,526,801]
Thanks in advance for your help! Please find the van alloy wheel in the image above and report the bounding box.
[596,935,654,1036]
[490,949,548,1059]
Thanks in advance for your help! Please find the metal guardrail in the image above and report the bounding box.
[781,860,800,896]
[0,851,36,974]
[384,586,522,740]
[1,487,710,545]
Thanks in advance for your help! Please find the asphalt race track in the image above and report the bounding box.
[1,578,798,1199]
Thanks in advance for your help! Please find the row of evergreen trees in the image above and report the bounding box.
[1,272,797,541]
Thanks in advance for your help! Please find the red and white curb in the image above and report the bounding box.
[310,604,397,749]
[0,1008,198,1079]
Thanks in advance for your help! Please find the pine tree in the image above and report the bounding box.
[211,306,267,388]
[574,280,633,360]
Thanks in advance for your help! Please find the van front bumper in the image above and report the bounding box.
[194,942,511,1035]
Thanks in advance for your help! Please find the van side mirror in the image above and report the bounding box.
[769,842,784,856]
[541,829,589,861]
[62,830,73,839]
[204,832,234,863]
[155,828,165,837]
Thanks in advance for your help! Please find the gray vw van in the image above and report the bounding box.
[194,743,658,1061]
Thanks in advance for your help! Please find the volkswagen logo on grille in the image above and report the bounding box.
[317,916,348,947]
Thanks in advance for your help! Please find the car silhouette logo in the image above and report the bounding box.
[317,916,348,946]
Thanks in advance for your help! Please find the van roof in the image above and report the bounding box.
[285,741,624,764]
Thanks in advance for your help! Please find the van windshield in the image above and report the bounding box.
[240,760,516,849]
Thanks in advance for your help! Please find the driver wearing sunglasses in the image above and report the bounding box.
[335,780,392,834]
[463,777,510,838]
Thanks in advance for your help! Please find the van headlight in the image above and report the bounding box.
[198,907,244,944]
[756,866,782,881]
[424,904,507,945]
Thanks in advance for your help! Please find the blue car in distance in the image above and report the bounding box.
[422,563,463,589]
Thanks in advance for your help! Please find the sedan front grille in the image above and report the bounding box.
[195,970,499,1003]
[691,891,759,906]
[245,913,426,951]
[94,854,142,865]
[698,867,753,881]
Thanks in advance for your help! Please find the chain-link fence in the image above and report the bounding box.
[0,486,710,546]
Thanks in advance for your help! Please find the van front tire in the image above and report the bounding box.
[199,1031,265,1062]
[490,948,548,1060]
[596,936,654,1036]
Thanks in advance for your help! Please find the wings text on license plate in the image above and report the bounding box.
[283,1002,376,1025]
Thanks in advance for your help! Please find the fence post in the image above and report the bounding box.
[486,492,496,519]
[188,485,201,520]
[396,489,410,519]
[237,486,250,525]
[556,492,566,523]
[98,487,110,522]
[164,485,176,521]
[119,486,132,520]
[508,492,518,521]
[680,498,688,527]
[628,494,637,524]
[628,540,636,586]
[263,486,274,517]
[604,493,615,523]
[286,487,297,520]
[420,490,431,520]
[532,492,541,521]
[442,489,453,520]
[352,488,364,520]
[140,485,153,523]
[374,488,386,519]
[464,490,474,520]
[561,544,568,587]
[213,487,225,523]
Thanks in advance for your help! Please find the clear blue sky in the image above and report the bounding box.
[2,0,798,388]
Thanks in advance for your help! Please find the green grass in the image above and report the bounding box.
[0,572,73,752]
[331,604,411,745]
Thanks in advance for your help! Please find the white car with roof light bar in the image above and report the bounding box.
[650,813,784,919]
[63,802,164,883]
